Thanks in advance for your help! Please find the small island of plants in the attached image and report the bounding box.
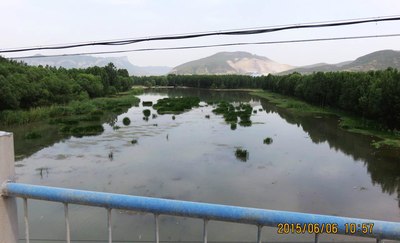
[212,102,252,127]
[235,148,249,162]
[153,97,200,114]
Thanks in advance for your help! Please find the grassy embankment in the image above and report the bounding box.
[251,90,400,148]
[0,88,143,137]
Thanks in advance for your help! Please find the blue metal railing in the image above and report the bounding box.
[3,182,400,243]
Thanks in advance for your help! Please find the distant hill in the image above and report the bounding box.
[170,51,293,75]
[280,50,400,74]
[20,55,172,76]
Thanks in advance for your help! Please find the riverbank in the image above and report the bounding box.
[251,90,400,148]
[0,88,143,126]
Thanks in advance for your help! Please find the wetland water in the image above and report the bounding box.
[6,88,400,242]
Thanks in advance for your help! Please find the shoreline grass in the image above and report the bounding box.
[251,90,400,148]
[0,88,143,127]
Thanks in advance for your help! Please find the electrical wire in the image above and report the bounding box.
[2,15,400,54]
[10,33,400,59]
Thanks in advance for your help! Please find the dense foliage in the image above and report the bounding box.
[134,70,400,129]
[153,97,200,114]
[262,69,400,130]
[0,57,133,111]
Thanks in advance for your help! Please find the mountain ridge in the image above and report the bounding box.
[20,55,172,76]
[170,51,294,75]
[16,49,400,76]
[279,49,400,74]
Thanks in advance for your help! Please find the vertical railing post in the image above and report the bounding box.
[0,131,19,243]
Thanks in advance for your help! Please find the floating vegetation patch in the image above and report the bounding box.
[235,148,249,162]
[61,125,104,137]
[263,137,273,145]
[142,101,153,106]
[213,102,252,127]
[230,123,237,130]
[24,131,42,140]
[239,119,252,127]
[143,109,151,117]
[153,97,200,114]
[122,117,131,126]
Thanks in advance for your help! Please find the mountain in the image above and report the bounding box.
[280,50,400,74]
[170,51,294,75]
[20,55,172,76]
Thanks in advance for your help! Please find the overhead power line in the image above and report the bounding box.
[10,33,400,60]
[2,15,400,54]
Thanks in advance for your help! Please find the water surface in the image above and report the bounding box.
[8,89,400,242]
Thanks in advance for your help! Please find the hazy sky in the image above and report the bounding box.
[1,0,400,67]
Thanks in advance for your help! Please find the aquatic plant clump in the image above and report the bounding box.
[153,97,200,114]
[213,102,252,127]
[235,148,249,162]
[122,117,131,126]
[263,137,273,145]
[61,125,104,137]
[143,109,151,117]
[142,101,153,107]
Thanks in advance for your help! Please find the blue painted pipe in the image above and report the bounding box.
[4,182,400,240]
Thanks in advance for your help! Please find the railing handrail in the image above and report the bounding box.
[3,182,400,241]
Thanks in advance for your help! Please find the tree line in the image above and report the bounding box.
[0,57,132,110]
[133,69,400,130]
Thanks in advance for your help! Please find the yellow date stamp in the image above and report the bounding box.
[277,223,375,235]
[277,223,338,234]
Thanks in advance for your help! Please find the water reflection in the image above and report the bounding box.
[259,99,400,207]
[36,167,49,179]
[159,88,400,209]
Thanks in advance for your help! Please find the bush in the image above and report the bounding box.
[235,148,249,162]
[143,109,151,117]
[122,117,131,126]
[263,137,273,145]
